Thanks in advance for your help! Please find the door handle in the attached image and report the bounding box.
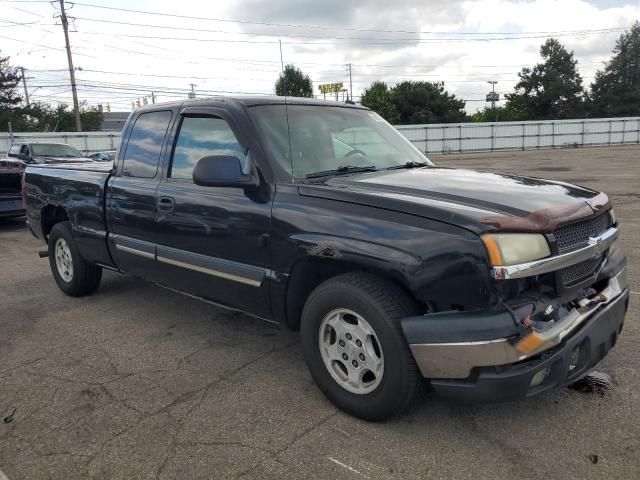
[156,196,175,213]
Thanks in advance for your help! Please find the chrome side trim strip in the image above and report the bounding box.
[115,244,155,259]
[492,226,619,280]
[157,255,262,287]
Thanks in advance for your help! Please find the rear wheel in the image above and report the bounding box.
[301,272,422,421]
[48,221,102,296]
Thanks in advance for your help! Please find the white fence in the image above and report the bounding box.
[2,117,639,156]
[396,117,640,154]
[0,131,120,156]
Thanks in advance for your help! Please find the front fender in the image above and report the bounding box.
[271,185,493,312]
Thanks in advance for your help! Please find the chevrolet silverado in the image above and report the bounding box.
[23,97,629,421]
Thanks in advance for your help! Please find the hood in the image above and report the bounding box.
[26,159,114,173]
[300,167,604,234]
[30,156,93,164]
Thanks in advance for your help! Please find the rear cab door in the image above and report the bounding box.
[106,106,177,278]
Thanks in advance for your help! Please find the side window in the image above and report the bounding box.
[122,110,172,178]
[20,145,29,155]
[170,116,246,180]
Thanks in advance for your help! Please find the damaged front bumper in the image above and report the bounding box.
[402,266,629,402]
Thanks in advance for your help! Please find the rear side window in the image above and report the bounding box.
[170,116,246,180]
[8,144,21,155]
[122,110,172,178]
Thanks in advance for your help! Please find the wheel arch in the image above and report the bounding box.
[283,252,424,331]
[41,204,70,241]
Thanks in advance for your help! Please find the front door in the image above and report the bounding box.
[152,109,273,318]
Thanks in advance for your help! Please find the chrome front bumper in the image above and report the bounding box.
[408,267,628,379]
[492,226,619,280]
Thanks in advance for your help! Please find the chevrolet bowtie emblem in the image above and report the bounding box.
[588,236,606,257]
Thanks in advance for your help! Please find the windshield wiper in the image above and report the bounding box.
[305,165,377,179]
[386,161,430,170]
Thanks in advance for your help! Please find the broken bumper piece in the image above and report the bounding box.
[402,268,629,402]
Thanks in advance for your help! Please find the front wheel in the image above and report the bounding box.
[48,221,102,296]
[300,272,422,421]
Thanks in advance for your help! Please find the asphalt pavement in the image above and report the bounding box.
[1,145,638,479]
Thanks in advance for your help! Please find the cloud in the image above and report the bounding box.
[3,0,639,113]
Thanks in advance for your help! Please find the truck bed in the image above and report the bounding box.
[24,161,115,267]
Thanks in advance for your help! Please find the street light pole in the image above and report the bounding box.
[59,0,82,131]
[347,63,353,102]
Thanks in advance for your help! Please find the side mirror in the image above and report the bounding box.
[192,155,258,189]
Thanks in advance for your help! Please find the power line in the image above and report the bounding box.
[62,1,631,37]
[29,67,523,81]
[71,25,627,45]
[0,33,99,58]
[69,15,629,42]
[0,7,611,68]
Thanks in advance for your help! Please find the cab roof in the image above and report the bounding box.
[136,95,368,113]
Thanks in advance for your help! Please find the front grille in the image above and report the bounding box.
[554,212,610,253]
[560,256,603,286]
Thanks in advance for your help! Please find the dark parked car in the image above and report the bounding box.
[88,150,116,162]
[7,142,92,164]
[0,158,26,218]
[23,97,629,420]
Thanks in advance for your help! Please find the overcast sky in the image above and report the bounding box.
[1,0,638,112]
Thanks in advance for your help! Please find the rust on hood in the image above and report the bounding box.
[481,193,611,233]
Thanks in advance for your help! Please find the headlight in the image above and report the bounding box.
[609,208,617,226]
[481,233,551,266]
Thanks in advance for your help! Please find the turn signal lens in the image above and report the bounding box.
[481,233,551,266]
[515,332,545,355]
[481,234,503,265]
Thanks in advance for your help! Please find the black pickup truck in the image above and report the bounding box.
[7,142,92,164]
[24,97,629,421]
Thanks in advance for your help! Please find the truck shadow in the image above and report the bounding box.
[0,216,27,233]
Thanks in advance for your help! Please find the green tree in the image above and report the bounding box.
[360,81,399,123]
[1,53,103,132]
[470,105,527,122]
[389,81,467,124]
[275,64,313,98]
[20,102,103,132]
[589,22,640,117]
[506,38,585,119]
[0,53,24,130]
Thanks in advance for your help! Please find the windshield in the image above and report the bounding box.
[251,105,432,178]
[31,143,83,158]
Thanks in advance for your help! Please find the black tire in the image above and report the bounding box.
[300,272,422,421]
[48,221,102,296]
